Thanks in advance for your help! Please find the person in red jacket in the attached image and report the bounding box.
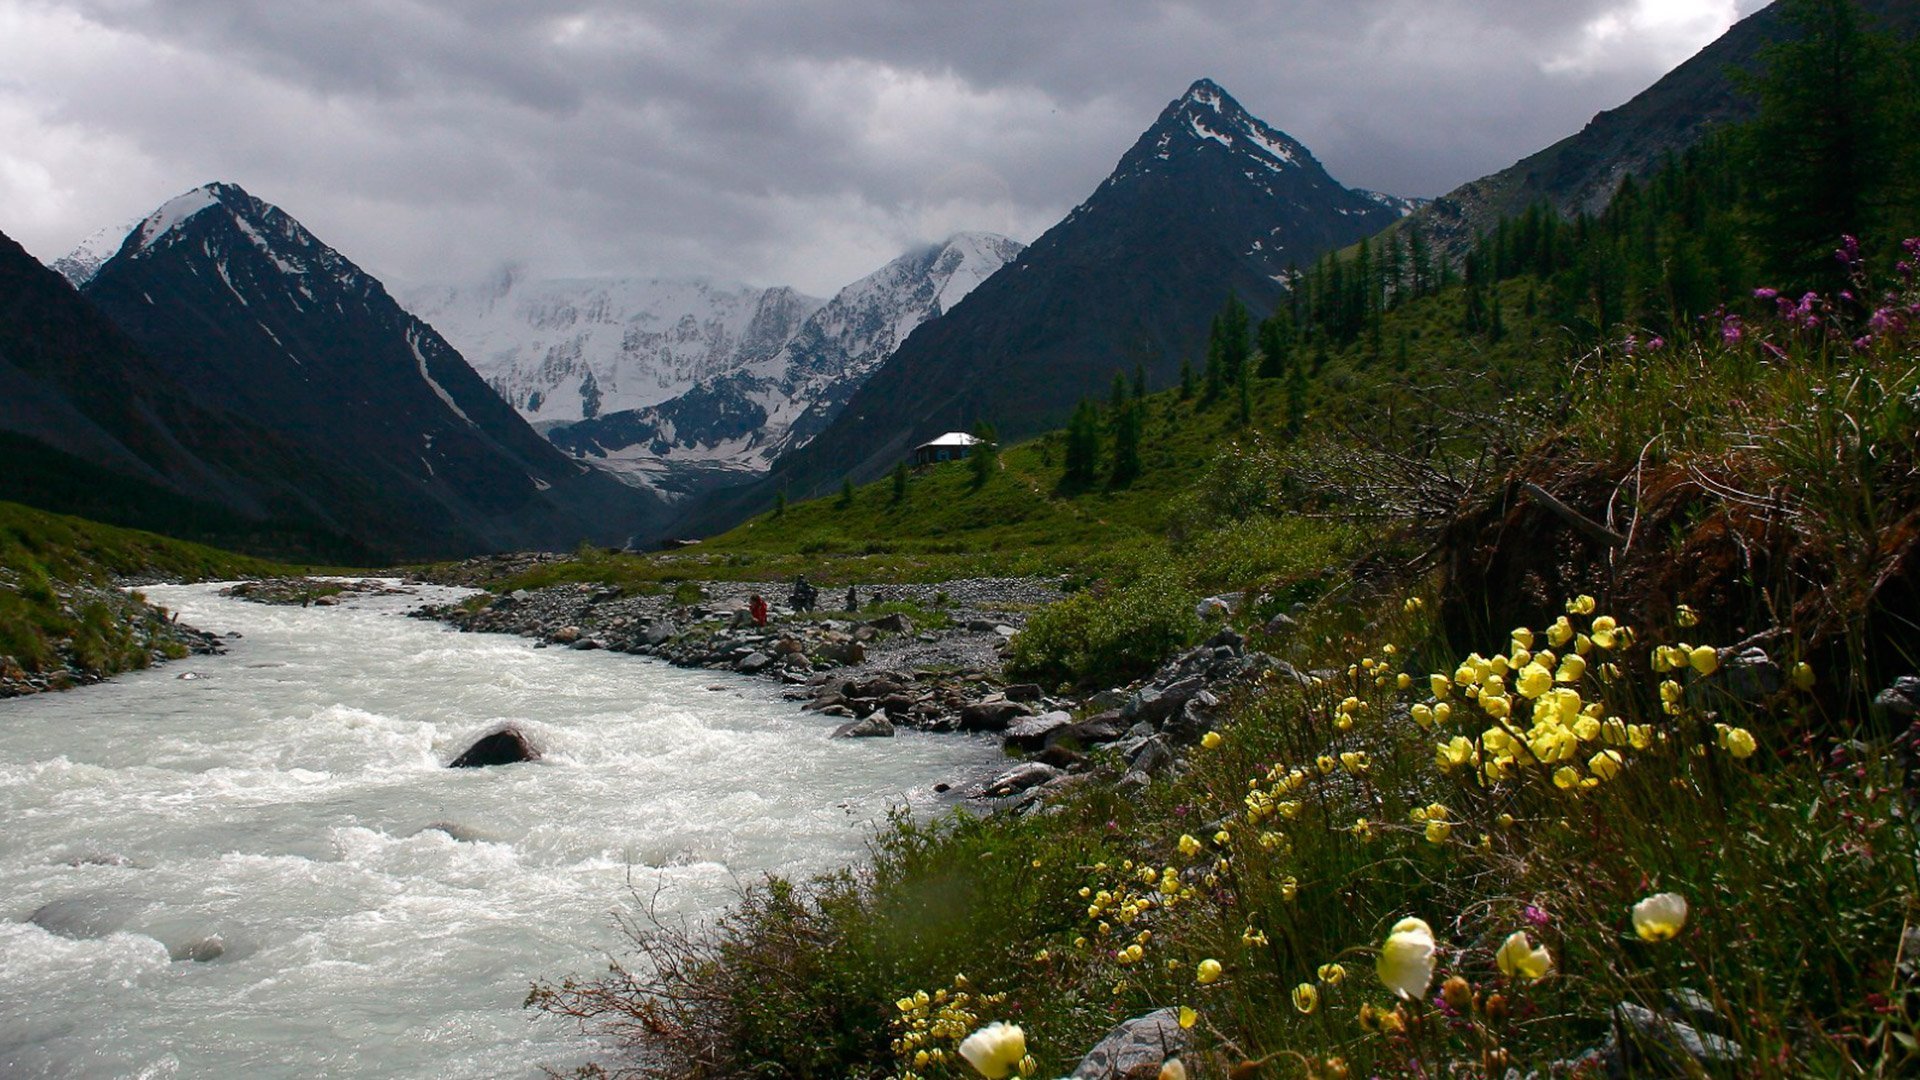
[749,594,769,627]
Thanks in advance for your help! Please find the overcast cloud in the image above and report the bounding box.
[0,0,1771,295]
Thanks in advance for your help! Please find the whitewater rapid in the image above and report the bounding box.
[0,582,1005,1078]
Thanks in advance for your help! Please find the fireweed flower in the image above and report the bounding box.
[1377,917,1437,1000]
[957,1022,1026,1079]
[1632,893,1689,942]
[1496,931,1553,980]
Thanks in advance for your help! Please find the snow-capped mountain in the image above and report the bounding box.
[402,273,823,426]
[75,182,665,558]
[547,232,1023,495]
[49,219,138,287]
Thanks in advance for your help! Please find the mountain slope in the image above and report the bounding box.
[548,232,1024,496]
[79,183,666,559]
[677,78,1409,532]
[1410,0,1920,255]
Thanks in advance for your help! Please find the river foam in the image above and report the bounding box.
[0,582,1004,1077]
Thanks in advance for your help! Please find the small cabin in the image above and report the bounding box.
[912,431,983,466]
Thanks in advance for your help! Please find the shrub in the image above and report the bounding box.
[1007,571,1199,687]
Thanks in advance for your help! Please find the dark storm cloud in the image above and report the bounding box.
[2,0,1765,294]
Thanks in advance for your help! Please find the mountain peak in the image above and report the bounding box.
[1179,77,1231,110]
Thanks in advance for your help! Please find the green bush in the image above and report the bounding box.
[1007,571,1200,687]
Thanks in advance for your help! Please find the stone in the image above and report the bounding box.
[959,699,1034,732]
[569,637,602,650]
[1122,675,1205,726]
[1717,647,1782,702]
[833,716,896,738]
[1129,735,1176,776]
[983,762,1063,797]
[1871,678,1919,725]
[449,727,541,768]
[1071,1008,1190,1079]
[550,626,582,644]
[1004,710,1074,751]
[1085,688,1129,712]
[1610,1001,1744,1071]
[865,612,911,634]
[1263,612,1299,636]
[736,652,775,674]
[641,620,676,645]
[1003,682,1043,702]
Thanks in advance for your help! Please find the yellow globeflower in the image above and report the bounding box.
[957,1022,1026,1079]
[1556,653,1587,683]
[1552,766,1580,790]
[1791,661,1815,690]
[1689,646,1719,676]
[1178,834,1202,857]
[1567,595,1596,616]
[1196,958,1223,985]
[1631,892,1688,942]
[1201,731,1223,750]
[1511,626,1534,649]
[1675,604,1700,628]
[1292,982,1320,1013]
[1178,1005,1198,1028]
[1424,819,1452,844]
[1495,930,1553,980]
[1720,726,1758,758]
[1318,962,1348,985]
[1547,616,1575,646]
[1590,616,1620,649]
[1430,674,1451,699]
[1516,663,1555,699]
[1589,749,1623,781]
[1376,917,1437,1000]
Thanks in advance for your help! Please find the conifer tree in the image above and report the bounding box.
[890,461,908,505]
[968,421,997,490]
[1256,310,1292,378]
[1110,395,1143,488]
[1063,400,1101,486]
[836,477,854,509]
[1178,357,1195,400]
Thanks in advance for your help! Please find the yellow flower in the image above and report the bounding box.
[1318,962,1347,985]
[1317,755,1336,775]
[1339,750,1371,774]
[1689,646,1719,676]
[1511,626,1534,649]
[1791,661,1815,690]
[957,1022,1026,1079]
[1589,749,1623,781]
[1430,674,1451,699]
[1675,604,1700,628]
[1436,735,1474,770]
[1292,982,1320,1013]
[1424,819,1452,844]
[1351,818,1374,840]
[1567,595,1596,616]
[1376,917,1436,1000]
[1590,616,1619,649]
[1495,930,1552,980]
[1631,892,1688,942]
[1516,663,1555,699]
[1178,1005,1197,1029]
[1178,834,1202,858]
[1547,616,1575,646]
[1411,703,1434,729]
[1201,731,1223,750]
[1396,672,1412,690]
[1719,726,1757,758]
[1196,958,1223,985]
[1556,653,1587,683]
[1481,693,1512,719]
[1552,766,1580,790]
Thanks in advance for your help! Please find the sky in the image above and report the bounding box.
[0,0,1771,297]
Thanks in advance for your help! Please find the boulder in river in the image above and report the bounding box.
[449,727,541,768]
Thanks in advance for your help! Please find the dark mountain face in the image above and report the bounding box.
[78,183,664,558]
[677,79,1407,530]
[1411,0,1920,257]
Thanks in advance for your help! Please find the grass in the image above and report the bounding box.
[0,500,326,683]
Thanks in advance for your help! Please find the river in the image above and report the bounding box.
[0,582,1006,1078]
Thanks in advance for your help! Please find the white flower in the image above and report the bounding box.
[1376,916,1437,999]
[958,1022,1027,1079]
[1631,892,1688,942]
[1495,930,1552,979]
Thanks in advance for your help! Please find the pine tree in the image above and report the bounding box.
[1178,357,1196,400]
[1063,400,1101,486]
[1746,0,1918,284]
[1256,310,1292,378]
[1110,397,1143,488]
[968,421,997,490]
[890,461,908,505]
[836,477,854,509]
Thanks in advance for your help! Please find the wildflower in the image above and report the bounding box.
[1242,925,1269,947]
[1159,1059,1187,1080]
[1196,958,1223,985]
[1589,749,1623,781]
[1567,595,1596,616]
[1719,726,1758,759]
[1440,975,1474,1011]
[1631,892,1688,942]
[1351,818,1374,840]
[1675,604,1699,628]
[1547,616,1575,646]
[1511,626,1535,650]
[1556,653,1586,683]
[1689,646,1719,676]
[1178,834,1202,858]
[1430,673,1451,699]
[1339,750,1370,774]
[1318,962,1347,985]
[1792,661,1815,690]
[1552,766,1579,790]
[1590,616,1620,650]
[1201,731,1222,750]
[1293,982,1320,1013]
[1280,876,1299,901]
[1496,931,1552,980]
[1377,917,1437,1000]
[1424,819,1452,844]
[1178,1006,1197,1029]
[957,1022,1026,1079]
[1411,703,1434,729]
[1516,663,1555,699]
